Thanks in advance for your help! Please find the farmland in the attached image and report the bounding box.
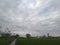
[0,37,15,45]
[16,38,60,45]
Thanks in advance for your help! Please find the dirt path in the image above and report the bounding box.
[9,39,16,45]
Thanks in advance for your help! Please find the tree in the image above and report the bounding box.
[26,34,31,38]
[1,28,11,37]
[0,26,2,29]
[16,34,19,38]
[47,33,49,37]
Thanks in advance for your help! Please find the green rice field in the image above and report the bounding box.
[0,37,15,45]
[16,38,60,45]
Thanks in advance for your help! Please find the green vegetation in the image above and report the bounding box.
[16,38,60,45]
[0,37,15,45]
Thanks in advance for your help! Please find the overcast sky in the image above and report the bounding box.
[0,0,60,36]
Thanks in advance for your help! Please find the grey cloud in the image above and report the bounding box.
[0,0,60,36]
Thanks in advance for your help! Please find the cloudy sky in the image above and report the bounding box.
[0,0,60,36]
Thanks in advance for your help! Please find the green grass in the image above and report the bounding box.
[0,37,15,45]
[16,38,60,45]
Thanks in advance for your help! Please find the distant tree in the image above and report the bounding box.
[0,26,2,29]
[1,27,11,37]
[26,34,31,38]
[5,33,10,37]
[42,35,46,38]
[2,32,11,37]
[16,34,19,38]
[47,33,49,37]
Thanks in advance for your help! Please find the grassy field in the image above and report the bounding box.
[0,37,15,45]
[16,38,60,45]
